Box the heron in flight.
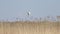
[26,8,31,17]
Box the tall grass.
[0,21,60,34]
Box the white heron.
[26,8,31,17]
[25,8,32,21]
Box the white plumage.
[27,11,31,16]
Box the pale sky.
[0,0,60,21]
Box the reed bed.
[0,21,60,34]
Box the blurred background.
[0,0,60,21]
